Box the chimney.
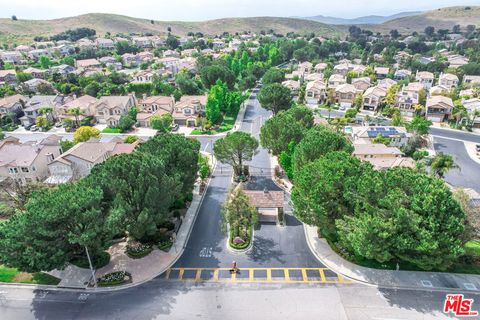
[46,152,54,163]
[72,93,77,100]
[142,93,147,101]
[263,187,268,194]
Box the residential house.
[229,39,242,50]
[94,95,137,127]
[99,56,117,64]
[23,78,53,93]
[173,95,207,126]
[0,136,62,185]
[463,98,480,128]
[419,56,435,65]
[158,57,181,74]
[212,40,226,49]
[15,45,33,54]
[23,67,48,79]
[305,80,327,105]
[138,51,154,62]
[351,77,371,91]
[374,67,389,79]
[57,94,98,122]
[335,84,357,109]
[95,38,115,50]
[429,85,450,96]
[45,138,138,184]
[395,82,424,116]
[378,78,397,89]
[448,55,469,68]
[353,143,415,170]
[333,63,349,76]
[362,86,387,112]
[415,71,434,89]
[304,73,323,82]
[425,95,453,122]
[0,70,17,85]
[394,69,412,81]
[27,49,49,60]
[53,44,75,56]
[132,37,152,48]
[75,58,101,69]
[314,63,327,73]
[50,64,76,76]
[281,80,300,95]
[0,94,26,118]
[297,62,313,74]
[133,70,156,83]
[19,95,65,127]
[351,126,412,148]
[77,38,96,50]
[136,95,175,127]
[0,51,23,64]
[438,73,459,89]
[122,53,141,66]
[328,74,346,89]
[464,75,480,88]
[163,50,180,58]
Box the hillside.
[370,6,480,34]
[0,13,341,45]
[302,11,421,25]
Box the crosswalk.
[163,268,352,284]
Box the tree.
[221,184,257,243]
[68,107,83,128]
[175,72,200,95]
[73,126,100,143]
[35,116,48,129]
[406,116,432,136]
[150,113,173,133]
[260,107,313,155]
[429,152,458,178]
[39,56,52,69]
[293,125,354,174]
[214,132,259,177]
[200,64,236,89]
[11,15,17,21]
[454,189,480,239]
[261,68,284,84]
[166,35,180,49]
[0,182,112,273]
[336,168,466,270]
[117,114,135,132]
[424,26,435,38]
[292,152,368,239]
[123,135,138,144]
[257,83,292,114]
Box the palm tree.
[429,152,459,178]
[68,107,82,128]
[39,106,54,122]
[470,109,480,128]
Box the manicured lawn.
[190,115,237,135]
[0,265,61,285]
[102,128,122,133]
[465,240,480,256]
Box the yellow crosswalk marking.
[165,267,352,284]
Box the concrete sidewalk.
[304,225,480,292]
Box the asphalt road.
[175,90,322,269]
[1,281,477,320]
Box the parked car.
[171,123,179,132]
[55,122,62,128]
[30,125,38,131]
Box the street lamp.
[84,245,97,287]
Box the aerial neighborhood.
[1,4,480,319]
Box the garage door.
[258,208,278,223]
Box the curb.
[225,226,254,254]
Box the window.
[21,167,29,173]
[8,167,18,174]
[32,166,36,172]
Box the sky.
[0,0,478,21]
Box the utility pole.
[85,245,97,287]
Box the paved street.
[175,90,322,269]
[0,281,476,320]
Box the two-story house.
[94,95,136,127]
[45,138,138,184]
[415,71,435,89]
[352,77,371,91]
[136,95,175,128]
[173,95,207,126]
[0,70,17,86]
[362,86,387,112]
[395,82,424,116]
[335,84,357,109]
[19,95,65,127]
[305,80,327,105]
[0,136,62,185]
[426,95,453,122]
[353,143,415,171]
[56,94,98,123]
[0,94,26,118]
[438,73,459,89]
[328,74,346,89]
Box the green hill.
[0,13,341,45]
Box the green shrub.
[126,242,153,259]
[158,240,173,252]
[229,225,252,250]
[97,271,132,286]
[102,128,122,133]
